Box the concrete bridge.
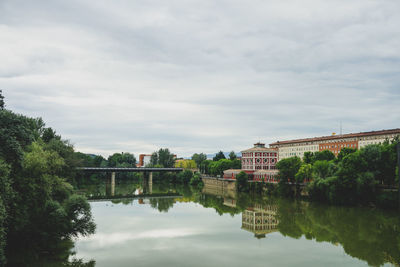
[77,167,183,196]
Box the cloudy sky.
[1,0,399,157]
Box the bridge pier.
[111,172,115,196]
[149,172,153,194]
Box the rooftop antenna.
[340,121,342,135]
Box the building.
[270,128,400,160]
[137,154,152,167]
[241,142,278,170]
[223,142,279,181]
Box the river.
[9,179,400,266]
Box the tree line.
[0,90,95,266]
[274,139,399,207]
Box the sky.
[1,0,399,158]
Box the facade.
[270,128,400,160]
[223,143,279,181]
[137,154,152,167]
[241,142,278,171]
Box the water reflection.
[6,239,95,267]
[75,180,400,267]
[241,203,279,239]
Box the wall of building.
[271,130,400,160]
[241,151,278,170]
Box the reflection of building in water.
[138,199,151,204]
[202,178,236,199]
[223,198,236,208]
[241,204,278,239]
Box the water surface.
[71,180,400,267]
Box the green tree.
[209,159,234,176]
[313,150,335,162]
[0,109,44,167]
[7,142,95,247]
[0,102,98,265]
[107,152,136,167]
[277,157,302,183]
[229,151,237,160]
[231,158,241,169]
[295,164,313,183]
[276,157,302,197]
[175,159,197,169]
[41,127,60,143]
[337,147,357,161]
[189,172,204,189]
[150,148,175,167]
[312,160,331,179]
[191,153,207,167]
[200,160,212,174]
[303,152,314,164]
[0,160,12,264]
[176,170,193,184]
[236,171,249,192]
[213,151,226,161]
[0,90,4,110]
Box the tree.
[313,160,331,179]
[313,150,335,162]
[213,151,226,161]
[209,159,234,176]
[150,148,175,167]
[276,156,302,183]
[7,141,95,248]
[276,157,302,197]
[337,147,357,161]
[0,90,4,110]
[107,152,136,167]
[0,109,45,167]
[295,164,313,183]
[0,160,12,264]
[229,151,237,160]
[200,160,213,174]
[93,155,105,167]
[236,171,249,192]
[176,170,193,183]
[231,158,241,169]
[175,159,197,169]
[192,153,207,167]
[0,101,99,265]
[303,152,314,164]
[41,127,60,143]
[189,172,203,189]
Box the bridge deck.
[77,167,183,172]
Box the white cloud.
[1,0,399,157]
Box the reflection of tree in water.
[277,199,400,267]
[197,188,400,267]
[149,198,176,213]
[6,239,95,266]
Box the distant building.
[137,154,152,167]
[270,128,400,160]
[241,142,278,171]
[223,143,279,181]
